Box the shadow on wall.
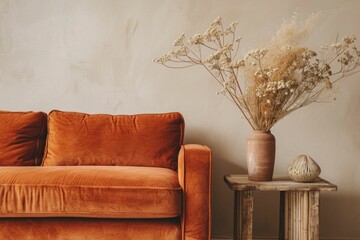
[186,126,281,238]
[212,157,248,237]
[181,125,360,239]
[185,127,248,237]
[320,191,360,239]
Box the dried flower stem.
[155,15,360,131]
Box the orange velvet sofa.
[0,110,212,240]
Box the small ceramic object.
[288,155,321,182]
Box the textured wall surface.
[0,0,359,239]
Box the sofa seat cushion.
[0,166,181,218]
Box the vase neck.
[253,130,271,134]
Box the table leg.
[234,190,253,240]
[279,191,286,240]
[284,191,320,240]
[309,191,320,239]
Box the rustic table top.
[224,175,337,192]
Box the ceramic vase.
[246,130,276,181]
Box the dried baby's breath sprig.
[173,33,185,46]
[154,15,360,131]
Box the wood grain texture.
[283,191,320,240]
[234,190,253,240]
[224,175,337,192]
[225,175,337,240]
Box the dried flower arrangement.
[154,14,360,131]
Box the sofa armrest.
[178,144,212,240]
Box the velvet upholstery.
[0,111,47,166]
[0,111,212,240]
[0,218,181,240]
[178,144,212,240]
[0,166,181,218]
[43,110,184,169]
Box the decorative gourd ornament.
[288,155,321,182]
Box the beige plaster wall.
[1,0,359,239]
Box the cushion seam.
[0,184,181,190]
[33,112,47,166]
[0,212,181,216]
[41,111,52,166]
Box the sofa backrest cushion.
[42,110,184,170]
[0,111,47,166]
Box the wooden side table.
[224,175,337,240]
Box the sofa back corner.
[0,110,47,166]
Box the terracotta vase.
[246,130,276,181]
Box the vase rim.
[253,130,271,133]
